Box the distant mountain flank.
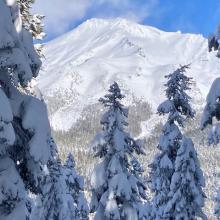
[37,18,220,131]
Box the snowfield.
[37,18,220,131]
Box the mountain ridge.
[37,18,220,131]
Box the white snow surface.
[0,88,13,122]
[22,97,51,163]
[37,18,220,131]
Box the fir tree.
[208,34,219,52]
[149,65,195,219]
[17,0,45,57]
[215,189,220,219]
[90,82,149,220]
[201,78,220,219]
[164,137,207,220]
[201,77,220,145]
[18,0,46,40]
[0,1,76,219]
[39,157,76,220]
[64,153,89,220]
[0,88,30,220]
[208,24,220,57]
[0,0,42,218]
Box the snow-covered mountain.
[37,19,220,218]
[37,18,220,131]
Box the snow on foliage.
[39,158,76,220]
[90,82,149,220]
[149,65,206,219]
[0,1,81,219]
[0,157,30,220]
[18,0,46,40]
[0,88,30,220]
[201,78,220,219]
[21,97,51,163]
[64,153,89,219]
[164,137,207,220]
[215,188,220,219]
[208,24,220,57]
[0,88,15,156]
[201,78,220,144]
[0,0,41,87]
[36,143,89,220]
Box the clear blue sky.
[33,0,220,42]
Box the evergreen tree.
[18,0,46,40]
[0,88,30,220]
[164,137,207,220]
[64,153,89,220]
[18,0,45,57]
[208,34,219,52]
[201,78,220,219]
[215,189,220,219]
[0,0,42,218]
[201,77,220,145]
[208,24,220,57]
[39,157,76,220]
[90,82,149,220]
[32,138,89,220]
[149,65,195,219]
[0,1,77,219]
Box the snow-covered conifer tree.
[18,0,45,40]
[0,88,31,220]
[0,0,43,218]
[150,65,195,219]
[18,0,46,57]
[201,78,220,219]
[208,33,219,52]
[39,156,77,220]
[215,189,220,219]
[201,78,220,145]
[64,153,89,220]
[208,24,220,57]
[90,82,149,220]
[0,1,77,219]
[164,137,207,219]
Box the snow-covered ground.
[37,18,220,131]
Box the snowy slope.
[37,18,220,131]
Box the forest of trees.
[2,0,220,220]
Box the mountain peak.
[38,18,219,131]
[78,17,163,37]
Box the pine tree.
[149,65,195,219]
[0,88,31,220]
[201,78,220,219]
[0,1,76,219]
[208,34,219,52]
[201,77,220,145]
[164,137,207,220]
[18,0,46,40]
[215,189,220,219]
[208,24,220,57]
[18,0,46,57]
[64,153,89,220]
[90,82,149,220]
[39,156,76,220]
[0,0,43,218]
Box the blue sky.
[33,0,220,42]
